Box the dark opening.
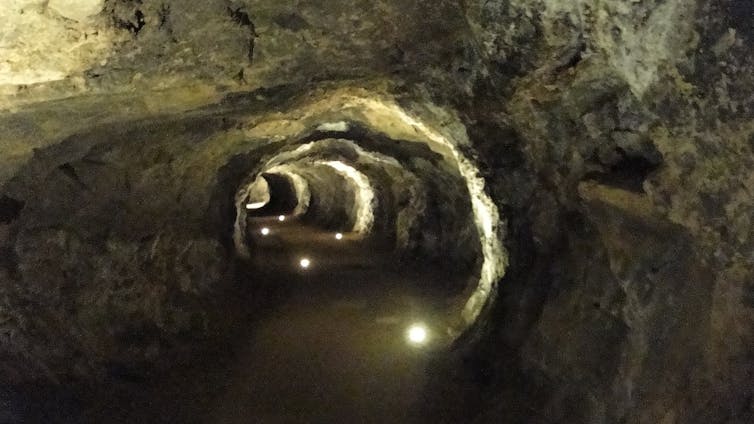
[0,195,24,224]
[246,174,298,217]
[585,147,663,193]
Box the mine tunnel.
[1,1,753,423]
[243,173,299,218]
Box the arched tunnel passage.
[0,0,751,422]
[243,173,299,218]
[211,123,489,421]
[0,86,507,423]
[233,131,486,281]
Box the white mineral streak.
[342,96,507,327]
[320,160,376,234]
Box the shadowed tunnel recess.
[207,102,498,421]
[0,85,507,423]
[1,1,752,422]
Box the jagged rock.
[0,0,751,422]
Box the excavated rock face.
[0,0,752,422]
[432,1,754,423]
[0,83,499,386]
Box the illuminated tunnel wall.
[232,88,507,334]
[0,84,507,382]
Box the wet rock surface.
[0,0,752,422]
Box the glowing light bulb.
[260,227,270,236]
[299,258,311,269]
[278,215,286,222]
[246,201,267,210]
[406,324,428,345]
[335,233,343,240]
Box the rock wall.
[0,0,751,422]
[430,0,753,422]
[0,83,492,384]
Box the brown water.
[11,216,470,423]
[206,216,464,423]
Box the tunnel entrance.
[244,174,299,217]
